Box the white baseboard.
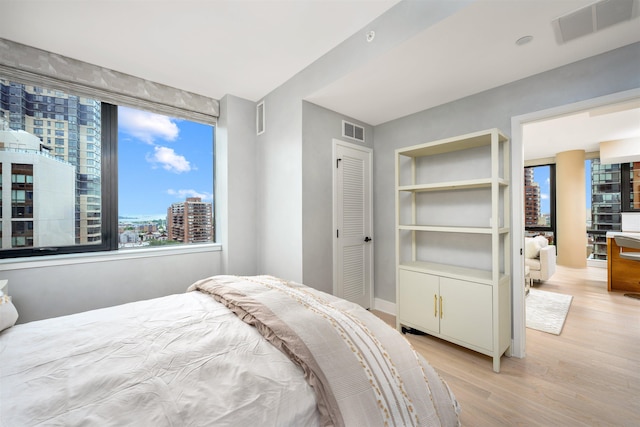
[374,298,396,315]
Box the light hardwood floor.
[374,266,640,426]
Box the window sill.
[0,243,222,271]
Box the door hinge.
[337,229,339,238]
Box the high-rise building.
[0,79,102,245]
[590,159,622,260]
[0,124,75,249]
[167,197,213,243]
[524,167,541,227]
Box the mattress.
[0,275,460,426]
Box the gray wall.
[373,42,640,303]
[217,95,258,275]
[255,82,305,281]
[301,101,373,293]
[3,249,221,323]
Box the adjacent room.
[1,0,639,425]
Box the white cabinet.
[398,268,496,355]
[395,128,511,372]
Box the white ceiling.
[1,0,400,102]
[2,0,640,160]
[523,100,640,160]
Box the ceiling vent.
[342,120,365,142]
[552,0,639,44]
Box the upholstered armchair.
[525,236,556,282]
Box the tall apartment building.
[0,79,102,245]
[590,159,622,260]
[167,197,213,243]
[524,167,541,227]
[0,125,75,249]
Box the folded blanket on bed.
[189,275,460,427]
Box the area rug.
[526,289,573,335]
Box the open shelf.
[395,128,511,373]
[398,178,508,192]
[397,128,509,158]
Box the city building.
[0,80,102,245]
[524,167,541,227]
[0,123,75,249]
[167,197,213,244]
[589,159,622,260]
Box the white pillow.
[534,235,549,248]
[524,237,541,259]
[0,297,19,332]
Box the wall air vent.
[552,0,639,44]
[342,120,365,142]
[256,100,265,135]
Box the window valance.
[0,38,218,124]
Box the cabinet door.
[398,269,439,334]
[439,277,492,351]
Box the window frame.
[0,60,218,259]
[524,163,557,244]
[0,103,117,258]
[1,98,216,259]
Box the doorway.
[511,87,640,358]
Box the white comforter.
[0,292,320,426]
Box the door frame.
[332,138,374,308]
[510,87,640,358]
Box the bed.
[0,275,460,426]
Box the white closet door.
[335,141,372,309]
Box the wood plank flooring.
[374,266,640,426]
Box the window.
[118,106,214,248]
[0,77,215,257]
[586,159,624,260]
[524,164,556,244]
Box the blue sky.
[532,166,551,215]
[531,162,592,216]
[118,106,214,220]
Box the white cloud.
[119,106,179,144]
[540,194,549,200]
[167,189,213,201]
[147,146,191,173]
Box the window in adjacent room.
[524,164,555,244]
[587,158,623,261]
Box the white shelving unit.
[395,128,511,372]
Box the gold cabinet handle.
[434,294,438,317]
[440,296,443,319]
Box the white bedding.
[0,291,320,426]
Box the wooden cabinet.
[395,129,511,372]
[607,236,640,292]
